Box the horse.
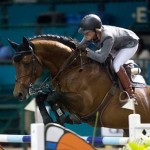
[8,35,150,134]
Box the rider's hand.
[76,44,87,52]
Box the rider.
[77,14,139,100]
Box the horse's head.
[8,37,43,100]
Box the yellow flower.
[146,146,150,150]
[145,140,150,147]
[128,141,145,150]
[123,136,150,150]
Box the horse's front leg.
[46,92,66,126]
[46,92,81,125]
[36,93,53,125]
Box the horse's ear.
[22,37,30,49]
[8,39,19,50]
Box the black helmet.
[78,14,102,34]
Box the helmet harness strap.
[92,29,99,43]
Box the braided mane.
[29,34,77,49]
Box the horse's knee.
[47,92,60,104]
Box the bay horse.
[8,35,150,133]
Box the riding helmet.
[78,14,102,34]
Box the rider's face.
[84,31,95,41]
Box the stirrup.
[119,91,137,105]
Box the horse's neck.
[34,41,72,77]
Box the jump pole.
[0,114,148,149]
[0,123,45,150]
[0,134,129,145]
[0,135,30,143]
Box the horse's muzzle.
[13,87,28,100]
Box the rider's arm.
[87,37,114,63]
[79,36,87,45]
[76,36,87,51]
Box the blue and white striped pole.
[0,135,30,143]
[83,136,129,145]
[0,134,129,146]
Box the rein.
[51,50,75,83]
[51,49,83,89]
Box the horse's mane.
[29,34,77,50]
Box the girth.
[80,83,117,127]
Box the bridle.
[14,46,47,95]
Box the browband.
[13,51,32,62]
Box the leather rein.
[14,46,116,126]
[50,49,117,125]
[51,49,84,90]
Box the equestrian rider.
[77,14,139,99]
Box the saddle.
[105,56,146,88]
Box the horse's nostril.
[18,92,23,99]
